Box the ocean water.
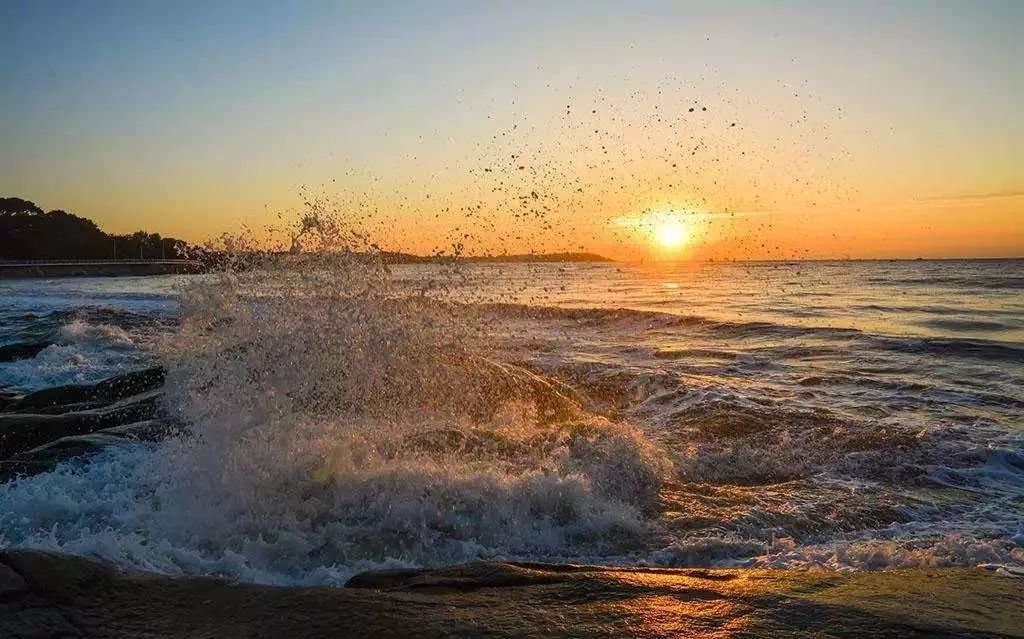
[1,259,1022,585]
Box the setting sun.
[654,221,689,249]
[0,2,1021,635]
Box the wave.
[868,275,1024,290]
[0,316,156,393]
[481,302,863,340]
[486,302,1024,367]
[0,307,173,346]
[913,317,1019,332]
[2,236,1022,582]
[870,334,1024,363]
[0,415,669,585]
[0,238,673,585]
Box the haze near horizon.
[1,0,1021,260]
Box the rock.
[344,561,574,592]
[343,567,431,590]
[7,366,165,414]
[0,420,168,481]
[0,389,21,411]
[0,562,28,597]
[0,391,161,458]
[0,367,170,479]
[0,551,1021,638]
[0,341,52,363]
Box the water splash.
[0,211,670,584]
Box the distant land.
[0,197,611,274]
[377,251,612,264]
[0,197,188,261]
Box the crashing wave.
[0,217,671,584]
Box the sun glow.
[654,221,689,249]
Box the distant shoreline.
[0,260,203,279]
[378,251,614,264]
[3,254,1021,279]
[0,253,614,279]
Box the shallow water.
[1,260,1022,584]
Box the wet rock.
[0,341,52,363]
[345,561,573,592]
[0,391,161,458]
[0,562,28,597]
[0,550,1021,638]
[7,366,165,414]
[0,420,168,481]
[0,389,21,411]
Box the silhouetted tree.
[114,232,163,259]
[0,197,44,216]
[1,196,191,260]
[0,199,109,259]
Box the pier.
[0,260,202,279]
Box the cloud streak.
[607,210,766,229]
[918,190,1024,203]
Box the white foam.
[2,220,1022,583]
[0,319,152,392]
[1,230,671,585]
[0,414,669,585]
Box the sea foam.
[0,218,670,584]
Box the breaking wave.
[1,225,1022,583]
[0,315,156,392]
[0,228,671,585]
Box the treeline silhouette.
[2,196,611,265]
[0,197,189,260]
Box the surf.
[0,215,672,585]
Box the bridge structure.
[0,259,203,279]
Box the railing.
[0,259,197,266]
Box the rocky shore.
[2,361,1022,638]
[1,550,1021,638]
[0,365,169,480]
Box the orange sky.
[2,2,1020,259]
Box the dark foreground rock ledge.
[1,550,1021,638]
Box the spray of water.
[1,82,907,582]
[0,207,670,585]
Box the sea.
[1,258,1022,585]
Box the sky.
[1,0,1021,259]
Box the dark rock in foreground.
[0,550,1021,638]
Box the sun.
[654,221,689,249]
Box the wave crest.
[1,221,671,584]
